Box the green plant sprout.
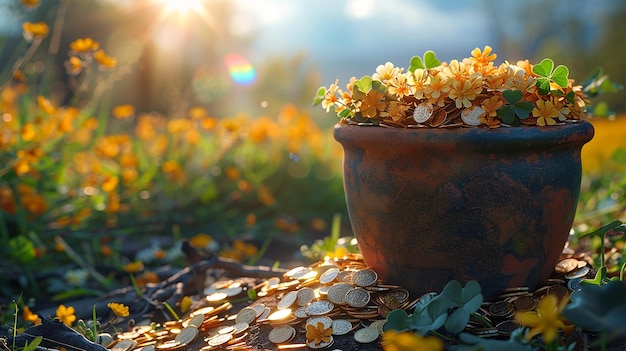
[532,58,570,96]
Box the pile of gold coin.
[107,246,594,350]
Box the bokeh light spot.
[225,53,256,86]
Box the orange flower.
[70,37,99,53]
[93,49,117,69]
[100,245,113,257]
[358,89,385,118]
[107,302,130,317]
[37,95,56,114]
[306,322,332,345]
[123,261,144,273]
[113,104,135,119]
[20,0,40,9]
[470,45,497,65]
[381,330,443,351]
[22,21,49,41]
[55,305,76,326]
[22,306,41,325]
[532,99,559,126]
[188,106,208,119]
[65,56,83,75]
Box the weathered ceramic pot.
[334,121,594,300]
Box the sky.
[230,0,493,83]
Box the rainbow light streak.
[224,53,256,86]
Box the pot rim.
[333,120,594,150]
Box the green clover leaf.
[409,50,441,72]
[497,90,534,124]
[312,86,326,106]
[532,58,570,95]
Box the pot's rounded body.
[334,121,594,300]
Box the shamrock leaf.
[383,309,410,332]
[409,50,441,72]
[404,292,448,335]
[562,281,626,341]
[532,58,570,95]
[451,332,535,351]
[497,90,534,124]
[312,86,326,106]
[438,280,483,334]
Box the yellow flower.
[424,72,451,107]
[70,37,99,53]
[123,261,144,273]
[180,296,192,313]
[470,45,497,65]
[381,330,443,351]
[22,306,41,325]
[65,56,83,75]
[93,49,117,69]
[514,294,570,343]
[306,321,333,345]
[388,74,411,99]
[481,95,504,118]
[189,233,214,250]
[20,0,40,9]
[372,62,400,82]
[113,104,135,119]
[188,106,208,119]
[55,305,76,326]
[22,22,49,42]
[108,302,130,317]
[532,99,559,126]
[358,89,386,118]
[380,101,410,122]
[37,95,56,114]
[449,78,482,109]
[322,80,341,113]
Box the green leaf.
[532,58,554,77]
[247,288,257,301]
[497,107,516,124]
[353,76,373,93]
[312,95,325,107]
[565,90,576,105]
[9,235,36,265]
[535,78,551,95]
[582,266,607,286]
[338,109,352,118]
[552,65,569,87]
[423,50,441,68]
[446,307,470,335]
[23,336,42,351]
[593,101,610,117]
[502,90,523,105]
[611,147,626,164]
[383,309,409,332]
[371,80,387,94]
[409,56,425,72]
[316,86,326,97]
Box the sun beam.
[160,0,204,15]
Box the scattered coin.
[488,301,514,318]
[235,307,257,324]
[346,287,371,308]
[184,313,205,328]
[304,300,335,316]
[496,320,522,336]
[512,295,536,311]
[268,325,296,344]
[413,102,434,123]
[305,316,333,330]
[331,319,353,336]
[327,283,353,305]
[319,267,340,284]
[565,265,589,280]
[207,333,232,347]
[555,258,579,274]
[277,291,298,310]
[353,327,379,343]
[111,339,137,351]
[461,106,484,126]
[174,326,198,345]
[296,287,315,306]
[351,269,378,287]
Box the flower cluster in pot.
[314,46,589,128]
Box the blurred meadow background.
[0,0,625,309]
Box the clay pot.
[334,121,594,299]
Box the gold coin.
[296,287,316,306]
[319,267,339,284]
[368,320,386,336]
[547,284,570,302]
[114,339,137,351]
[512,295,536,311]
[184,313,204,328]
[555,258,579,274]
[304,300,335,316]
[351,269,378,287]
[231,322,249,335]
[306,336,333,349]
[496,320,522,336]
[331,319,353,336]
[488,301,514,318]
[218,286,243,297]
[565,265,589,280]
[207,333,232,347]
[277,291,298,310]
[268,325,296,344]
[294,306,308,319]
[413,102,434,123]
[336,270,354,283]
[354,327,379,343]
[327,283,352,305]
[174,326,198,345]
[155,341,182,351]
[346,288,371,308]
[235,307,257,324]
[190,306,214,317]
[250,303,265,318]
